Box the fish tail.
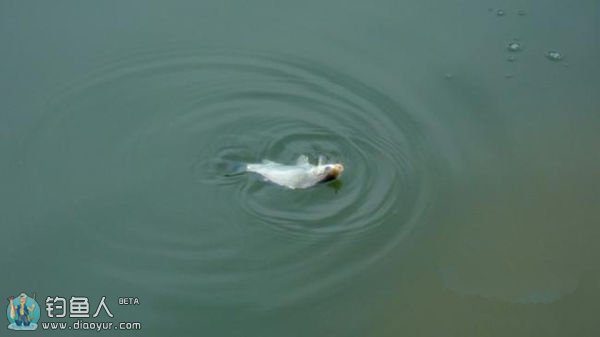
[224,161,247,177]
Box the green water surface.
[1,1,599,336]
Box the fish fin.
[223,162,247,176]
[296,155,310,166]
[318,155,327,166]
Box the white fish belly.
[246,164,319,189]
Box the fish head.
[317,163,344,183]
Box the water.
[2,1,599,336]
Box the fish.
[236,155,344,189]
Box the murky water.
[2,1,599,336]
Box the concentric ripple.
[23,46,435,307]
[187,54,429,238]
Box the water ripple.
[24,46,435,307]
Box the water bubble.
[507,42,522,52]
[496,9,505,16]
[507,55,517,62]
[444,73,454,80]
[545,50,563,61]
[517,9,527,16]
